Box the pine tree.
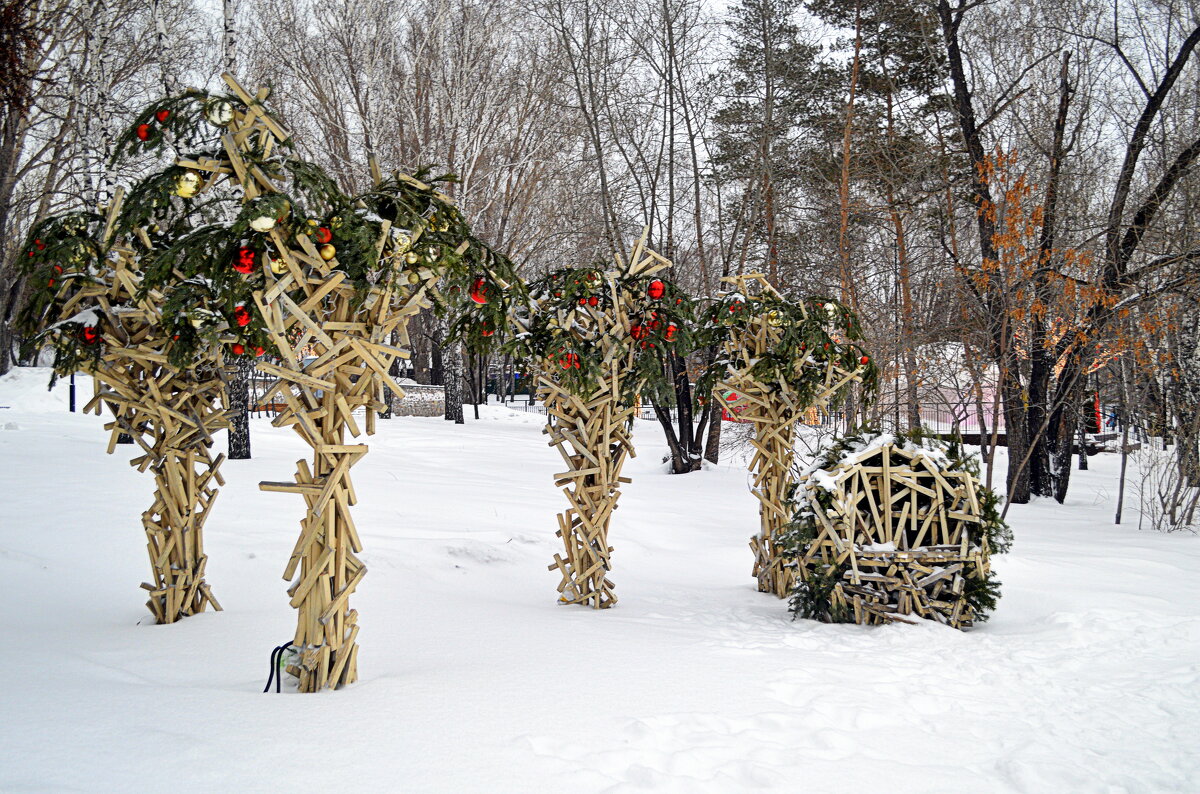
[711,0,831,283]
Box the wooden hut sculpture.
[704,274,870,598]
[784,434,1009,628]
[19,200,229,624]
[151,74,517,690]
[509,233,681,608]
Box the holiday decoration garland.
[781,430,1010,628]
[697,274,876,598]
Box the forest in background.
[1,0,1197,521]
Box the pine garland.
[20,87,524,372]
[493,266,693,403]
[696,291,878,409]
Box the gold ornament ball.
[318,243,337,261]
[249,215,276,233]
[203,99,235,126]
[405,251,420,265]
[269,256,288,275]
[393,230,412,253]
[766,310,783,327]
[330,215,343,229]
[174,170,202,198]
[407,271,422,285]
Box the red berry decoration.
[155,109,170,123]
[315,226,332,244]
[646,279,665,300]
[34,239,44,250]
[578,298,586,306]
[588,295,598,307]
[231,343,245,355]
[481,326,494,337]
[233,247,256,274]
[234,304,251,327]
[859,355,870,365]
[630,323,645,340]
[665,323,677,341]
[81,326,100,345]
[136,123,152,141]
[469,277,489,304]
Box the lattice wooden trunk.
[792,442,992,629]
[540,361,636,609]
[73,251,228,624]
[531,236,669,609]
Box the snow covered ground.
[1,367,1198,792]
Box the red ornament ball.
[233,305,251,327]
[136,123,152,141]
[588,295,598,307]
[155,109,170,123]
[859,355,870,365]
[81,326,100,345]
[233,247,256,274]
[315,226,332,244]
[469,277,488,305]
[231,343,245,355]
[255,346,265,357]
[647,279,665,300]
[34,239,45,250]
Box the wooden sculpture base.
[258,278,417,691]
[540,362,636,609]
[77,254,228,624]
[746,408,802,598]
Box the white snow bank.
[0,366,1197,791]
[0,365,84,413]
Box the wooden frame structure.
[792,441,992,628]
[535,237,670,609]
[185,75,453,690]
[64,194,227,623]
[713,274,862,598]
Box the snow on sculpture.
[783,432,1010,628]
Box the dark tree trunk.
[703,398,722,465]
[226,353,252,459]
[442,333,464,424]
[1001,372,1030,504]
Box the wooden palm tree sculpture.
[160,74,517,690]
[510,233,683,608]
[19,202,230,625]
[706,274,871,598]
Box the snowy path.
[1,368,1197,792]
